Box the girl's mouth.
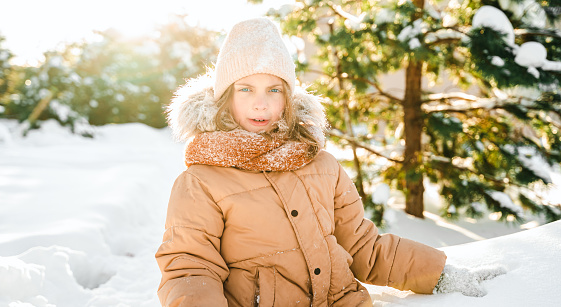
[250,118,269,126]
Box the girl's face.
[231,73,286,133]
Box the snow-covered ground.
[1,119,560,306]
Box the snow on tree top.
[498,0,547,28]
[472,6,515,46]
[473,5,561,74]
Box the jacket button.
[314,268,321,275]
[291,210,298,217]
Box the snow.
[515,42,547,68]
[408,38,421,49]
[49,100,72,122]
[527,66,540,79]
[486,190,525,216]
[498,0,547,28]
[0,119,183,307]
[397,19,429,49]
[365,219,561,306]
[331,5,366,31]
[472,6,515,46]
[1,119,561,306]
[472,5,561,80]
[424,29,464,45]
[374,8,395,25]
[373,183,390,205]
[517,146,552,184]
[491,56,505,67]
[543,60,561,71]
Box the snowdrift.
[365,219,561,306]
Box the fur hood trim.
[166,73,327,146]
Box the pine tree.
[0,35,14,110]
[2,15,219,134]
[60,16,219,128]
[264,0,561,224]
[3,51,93,136]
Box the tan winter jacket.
[156,76,446,306]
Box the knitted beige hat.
[213,18,296,100]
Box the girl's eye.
[240,88,250,92]
[270,88,281,93]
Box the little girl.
[156,18,504,306]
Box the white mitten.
[433,264,507,297]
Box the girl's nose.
[252,94,268,110]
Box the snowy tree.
[264,0,561,224]
[3,51,93,136]
[0,35,14,111]
[68,29,173,128]
[2,15,219,133]
[66,16,219,128]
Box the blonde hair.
[214,81,320,155]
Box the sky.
[0,0,292,66]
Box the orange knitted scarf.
[185,130,317,171]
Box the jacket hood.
[166,73,327,147]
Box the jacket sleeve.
[155,171,229,306]
[332,164,446,294]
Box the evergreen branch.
[428,155,528,189]
[423,99,497,114]
[422,92,480,103]
[514,28,561,39]
[423,95,558,114]
[425,37,461,47]
[425,26,470,47]
[521,188,561,210]
[306,3,403,105]
[327,129,404,163]
[425,100,561,116]
[441,26,470,35]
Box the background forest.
[2,0,561,226]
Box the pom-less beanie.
[213,18,296,100]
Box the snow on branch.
[330,4,366,31]
[472,6,515,46]
[423,95,561,115]
[425,28,467,46]
[427,154,503,183]
[514,28,561,39]
[423,92,479,103]
[486,190,525,217]
[422,97,498,114]
[517,147,553,184]
[515,42,561,73]
[472,6,561,75]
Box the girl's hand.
[433,264,507,297]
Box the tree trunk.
[343,102,366,199]
[27,90,53,125]
[400,0,426,218]
[330,15,367,202]
[403,59,425,218]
